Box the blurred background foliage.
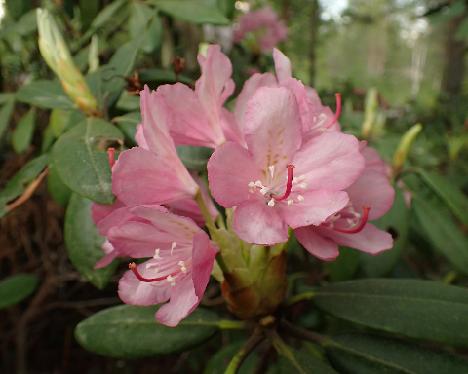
[0,0,467,373]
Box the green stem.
[194,189,216,232]
[217,319,248,330]
[266,330,306,374]
[280,319,325,344]
[285,291,316,306]
[225,330,264,374]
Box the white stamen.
[268,198,276,207]
[297,182,307,189]
[268,165,275,178]
[178,260,187,273]
[153,248,161,259]
[259,186,270,195]
[297,195,304,202]
[171,242,177,255]
[254,180,263,187]
[287,199,294,206]
[248,181,256,188]
[166,275,176,286]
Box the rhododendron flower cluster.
[234,6,288,53]
[93,45,394,326]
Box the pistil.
[334,206,370,234]
[129,262,177,283]
[324,93,342,129]
[273,165,295,201]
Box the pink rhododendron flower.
[97,204,217,326]
[295,145,395,260]
[112,86,199,206]
[155,45,242,148]
[208,86,365,245]
[235,49,340,141]
[234,6,288,53]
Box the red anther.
[107,147,116,168]
[324,93,342,129]
[274,165,295,201]
[334,206,370,234]
[129,262,175,283]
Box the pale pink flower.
[295,145,395,260]
[235,49,340,141]
[155,45,242,148]
[234,6,288,53]
[98,205,217,326]
[208,86,365,245]
[111,86,199,206]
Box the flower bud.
[392,123,422,177]
[36,9,99,116]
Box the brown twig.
[6,168,49,213]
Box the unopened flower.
[295,145,395,260]
[234,6,288,53]
[208,87,364,245]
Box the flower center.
[248,164,307,207]
[326,205,370,234]
[128,242,189,286]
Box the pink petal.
[361,145,388,174]
[244,87,302,172]
[207,141,262,207]
[135,124,148,149]
[191,231,217,298]
[118,266,171,306]
[107,221,174,258]
[319,223,393,255]
[129,206,200,242]
[273,48,291,83]
[112,147,198,206]
[91,200,125,235]
[196,44,234,107]
[92,204,134,236]
[293,131,365,190]
[295,226,339,261]
[280,190,349,228]
[233,200,289,244]
[157,83,224,148]
[95,240,118,269]
[156,279,199,327]
[347,169,395,220]
[234,72,277,129]
[139,86,179,160]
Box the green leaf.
[361,187,410,277]
[204,341,258,374]
[16,80,74,109]
[0,95,15,141]
[101,42,139,106]
[47,162,71,206]
[12,108,36,153]
[326,334,468,374]
[64,193,117,288]
[417,170,468,226]
[113,111,140,143]
[0,155,49,217]
[0,274,38,309]
[75,305,218,358]
[151,0,229,25]
[81,0,127,41]
[325,248,360,282]
[314,279,468,346]
[275,344,337,374]
[413,197,468,274]
[52,117,123,204]
[176,146,213,171]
